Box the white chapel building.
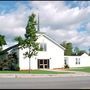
[3,32,90,70]
[18,32,65,70]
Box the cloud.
[0,3,31,47]
[31,1,90,30]
[30,1,90,51]
[0,1,90,51]
[86,23,90,31]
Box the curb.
[0,74,90,78]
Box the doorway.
[38,59,49,69]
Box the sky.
[0,1,90,52]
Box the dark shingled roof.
[0,44,19,55]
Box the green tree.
[0,35,7,51]
[73,47,87,56]
[73,47,80,56]
[15,13,40,72]
[78,50,86,55]
[65,42,73,56]
[88,48,90,56]
[61,41,73,56]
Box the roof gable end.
[37,33,65,50]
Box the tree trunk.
[29,46,30,73]
[29,57,30,73]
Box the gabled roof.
[0,44,19,55]
[37,32,65,50]
[81,52,89,56]
[0,32,65,54]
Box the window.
[40,43,47,51]
[76,58,80,64]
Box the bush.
[15,65,20,71]
[2,66,10,71]
[64,64,69,69]
[0,66,2,70]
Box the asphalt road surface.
[0,76,90,89]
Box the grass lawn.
[0,70,71,74]
[69,67,90,73]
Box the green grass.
[69,67,90,73]
[0,70,71,74]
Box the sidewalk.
[44,68,90,74]
[0,69,90,78]
[0,72,90,78]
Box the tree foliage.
[88,48,90,56]
[61,41,88,56]
[24,13,39,58]
[73,47,80,55]
[78,50,86,55]
[15,13,40,71]
[61,41,73,56]
[65,43,72,56]
[0,35,7,51]
[15,13,39,58]
[0,52,19,71]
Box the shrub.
[15,65,20,71]
[64,64,69,69]
[0,66,2,70]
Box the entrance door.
[38,59,49,69]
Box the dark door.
[38,59,49,69]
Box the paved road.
[0,76,90,89]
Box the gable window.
[40,43,47,51]
[76,58,80,64]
